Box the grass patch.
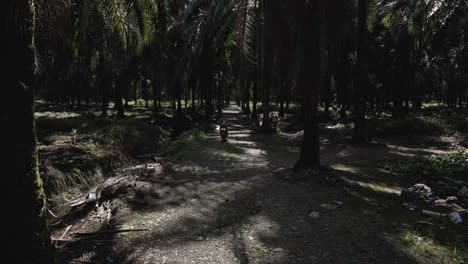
[383,152,468,179]
[79,118,167,155]
[35,102,172,205]
[163,130,206,161]
[219,141,245,159]
[369,117,445,137]
[369,110,468,138]
[402,226,468,263]
[223,142,244,154]
[36,111,168,156]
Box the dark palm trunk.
[132,80,136,105]
[143,77,149,108]
[99,53,109,117]
[244,79,251,114]
[152,77,159,117]
[2,1,56,262]
[251,77,258,119]
[191,78,196,111]
[115,73,125,119]
[279,81,285,118]
[158,81,163,109]
[75,72,83,110]
[184,78,188,109]
[177,82,182,114]
[201,48,214,118]
[254,0,262,122]
[217,72,223,113]
[260,0,272,131]
[323,70,332,121]
[352,0,369,143]
[124,77,130,108]
[295,1,323,170]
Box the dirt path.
[78,105,454,264]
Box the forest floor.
[53,104,468,264]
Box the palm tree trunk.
[152,76,159,117]
[143,77,149,108]
[251,77,258,119]
[352,0,369,143]
[115,73,125,118]
[191,76,196,111]
[2,0,56,262]
[217,71,223,113]
[260,0,271,131]
[202,47,214,118]
[295,1,323,170]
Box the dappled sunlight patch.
[321,122,354,138]
[343,178,401,195]
[172,164,217,174]
[346,189,380,205]
[332,163,361,174]
[35,111,81,119]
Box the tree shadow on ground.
[60,105,463,263]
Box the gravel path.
[89,105,439,264]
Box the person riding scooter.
[220,120,229,142]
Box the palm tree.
[2,0,56,262]
[185,0,237,118]
[294,0,326,169]
[352,0,370,143]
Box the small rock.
[273,248,285,253]
[309,211,320,218]
[291,226,298,231]
[323,252,330,258]
[448,212,463,224]
[196,236,204,241]
[458,186,468,197]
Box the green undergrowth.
[383,152,468,179]
[402,223,468,263]
[36,112,168,156]
[369,113,468,138]
[341,173,468,263]
[78,118,168,155]
[162,130,206,161]
[369,117,445,137]
[223,141,244,154]
[219,141,245,159]
[35,103,171,205]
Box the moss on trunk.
[2,0,56,262]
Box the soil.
[57,104,466,264]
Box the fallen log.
[49,174,136,221]
[74,228,149,237]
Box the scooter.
[220,124,228,142]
